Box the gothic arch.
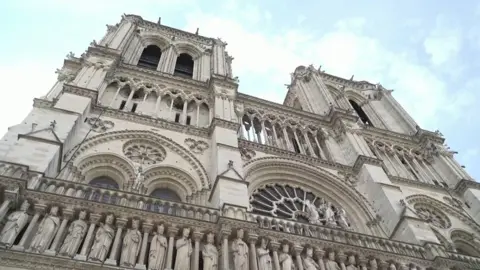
[450,229,480,257]
[66,130,209,189]
[405,194,480,234]
[173,41,203,58]
[138,33,170,51]
[345,90,368,104]
[244,157,382,235]
[143,165,200,200]
[74,153,136,189]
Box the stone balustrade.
[248,213,426,259]
[35,177,219,223]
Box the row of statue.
[304,200,350,229]
[0,201,405,270]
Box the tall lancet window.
[349,100,373,127]
[138,45,162,70]
[174,53,194,78]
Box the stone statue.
[88,214,115,262]
[257,238,272,270]
[278,244,294,270]
[322,202,337,227]
[120,219,142,267]
[337,209,349,229]
[174,227,192,270]
[202,232,218,270]
[0,200,30,247]
[30,206,60,253]
[346,255,357,270]
[302,247,319,270]
[133,166,145,191]
[59,210,88,257]
[231,228,249,270]
[388,263,397,270]
[149,224,168,270]
[304,200,320,225]
[324,251,340,270]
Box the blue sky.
[0,0,479,180]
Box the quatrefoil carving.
[184,138,209,154]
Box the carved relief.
[123,139,167,165]
[239,147,256,161]
[249,184,352,230]
[86,117,114,133]
[184,138,209,154]
[414,204,451,229]
[443,196,463,209]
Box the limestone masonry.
[0,14,478,270]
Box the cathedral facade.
[0,14,479,270]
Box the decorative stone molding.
[62,83,99,105]
[184,138,209,154]
[239,146,255,161]
[123,139,167,165]
[443,196,463,209]
[413,203,451,229]
[86,117,114,133]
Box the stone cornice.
[33,98,54,109]
[319,72,377,91]
[92,106,210,138]
[209,74,239,90]
[454,179,480,195]
[63,83,99,104]
[117,63,209,91]
[352,155,384,174]
[86,45,122,60]
[209,118,240,133]
[238,139,351,172]
[389,175,451,193]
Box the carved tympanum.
[123,140,167,165]
[250,184,352,229]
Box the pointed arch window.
[89,176,119,190]
[349,100,373,127]
[138,45,162,70]
[174,53,194,78]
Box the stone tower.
[0,14,479,270]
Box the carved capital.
[193,231,204,241]
[62,208,74,220]
[293,244,304,255]
[248,234,259,244]
[116,217,128,228]
[314,247,325,258]
[168,226,179,237]
[270,241,280,251]
[89,213,102,224]
[142,223,154,233]
[33,204,47,215]
[336,251,346,263]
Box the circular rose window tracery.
[249,184,351,229]
[123,139,167,165]
[414,204,451,229]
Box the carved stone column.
[166,226,179,270]
[337,251,346,270]
[12,204,46,251]
[248,235,259,270]
[75,213,101,261]
[358,255,368,270]
[270,241,281,270]
[293,245,304,270]
[0,199,12,222]
[314,247,326,270]
[193,231,203,270]
[45,208,73,255]
[105,217,127,265]
[221,229,230,270]
[135,223,153,270]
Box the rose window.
[123,140,167,165]
[414,204,451,229]
[249,184,351,229]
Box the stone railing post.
[192,230,203,270]
[135,222,153,269]
[270,241,281,270]
[293,245,304,270]
[105,217,127,265]
[75,213,100,260]
[12,203,46,251]
[221,229,231,270]
[45,208,73,255]
[337,251,346,270]
[166,226,179,270]
[248,234,259,270]
[314,247,326,270]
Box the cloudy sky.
[0,0,479,180]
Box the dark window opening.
[291,138,301,154]
[175,113,180,123]
[349,100,373,127]
[138,45,162,70]
[174,53,194,78]
[186,116,191,125]
[150,188,181,202]
[89,176,119,190]
[119,100,126,110]
[131,103,138,113]
[132,92,141,99]
[173,99,184,110]
[465,202,471,209]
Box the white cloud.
[423,14,462,66]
